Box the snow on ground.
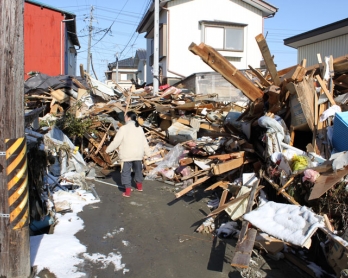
[30,189,128,277]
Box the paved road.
[72,170,309,278]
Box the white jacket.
[106,121,150,162]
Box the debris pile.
[24,34,348,277]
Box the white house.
[105,49,147,89]
[284,17,348,67]
[136,0,278,85]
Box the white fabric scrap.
[330,151,348,171]
[243,201,324,247]
[320,105,341,122]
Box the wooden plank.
[218,189,229,207]
[231,228,257,268]
[159,113,222,132]
[316,75,336,106]
[50,89,70,103]
[263,175,300,205]
[204,181,230,191]
[231,176,260,269]
[255,33,280,86]
[175,175,212,198]
[277,176,295,195]
[254,234,284,254]
[189,42,263,101]
[95,125,111,155]
[306,54,348,74]
[248,65,271,87]
[308,167,348,200]
[212,157,244,175]
[208,186,263,217]
[290,76,316,131]
[180,169,210,181]
[72,77,88,89]
[208,151,245,161]
[76,89,87,118]
[280,64,302,83]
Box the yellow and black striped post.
[5,137,29,230]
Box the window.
[201,21,246,52]
[120,73,135,81]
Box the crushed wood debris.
[24,35,348,277]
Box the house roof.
[136,49,147,60]
[136,0,278,34]
[284,17,348,49]
[108,49,147,70]
[108,57,135,70]
[25,0,80,48]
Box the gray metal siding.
[297,34,348,66]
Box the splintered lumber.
[175,175,212,198]
[248,65,271,87]
[95,125,111,155]
[231,177,260,268]
[277,176,295,195]
[208,186,263,217]
[287,76,316,131]
[316,75,336,106]
[255,34,280,86]
[208,151,244,161]
[212,156,244,175]
[263,175,300,205]
[254,234,284,254]
[189,42,263,101]
[308,167,348,200]
[231,228,257,268]
[204,180,230,191]
[219,189,229,207]
[159,113,222,132]
[181,169,211,181]
[50,89,70,103]
[306,54,348,74]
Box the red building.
[24,0,80,80]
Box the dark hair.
[126,111,139,127]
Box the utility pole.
[86,5,94,74]
[116,52,119,84]
[153,0,159,94]
[0,1,31,277]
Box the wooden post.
[0,1,31,277]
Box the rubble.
[24,34,348,277]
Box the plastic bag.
[291,155,310,172]
[145,144,185,180]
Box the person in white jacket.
[106,111,151,197]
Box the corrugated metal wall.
[298,34,348,66]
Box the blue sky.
[37,0,348,81]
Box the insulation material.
[243,201,325,247]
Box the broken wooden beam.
[255,33,280,86]
[189,42,263,101]
[263,175,300,205]
[231,176,260,268]
[212,156,244,175]
[175,175,212,198]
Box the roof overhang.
[284,17,348,49]
[137,0,277,35]
[240,0,278,17]
[136,0,172,34]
